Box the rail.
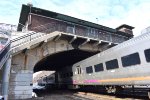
[1,31,45,68]
[11,31,46,48]
[0,40,10,69]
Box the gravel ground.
[24,89,146,100]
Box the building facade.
[18,4,134,44]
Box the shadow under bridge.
[34,49,98,72]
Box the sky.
[0,0,150,36]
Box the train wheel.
[116,86,123,93]
[106,86,116,93]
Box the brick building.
[17,4,134,44]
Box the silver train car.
[37,73,55,89]
[58,31,150,97]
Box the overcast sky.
[0,0,150,36]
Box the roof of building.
[116,24,134,30]
[18,4,133,37]
[18,5,115,32]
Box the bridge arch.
[33,49,97,72]
[10,37,99,99]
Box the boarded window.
[86,66,93,74]
[94,63,104,72]
[144,48,150,62]
[121,52,141,67]
[106,59,119,70]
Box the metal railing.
[11,32,46,48]
[0,40,10,69]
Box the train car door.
[76,66,83,84]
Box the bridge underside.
[34,49,98,72]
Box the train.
[37,73,55,86]
[57,31,150,98]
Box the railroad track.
[74,92,144,100]
[28,89,146,100]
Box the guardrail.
[11,32,46,48]
[0,40,10,69]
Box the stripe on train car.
[82,76,150,83]
[84,80,99,83]
[99,76,150,82]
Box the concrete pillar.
[8,70,33,99]
[2,56,11,100]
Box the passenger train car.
[58,31,150,97]
[37,73,55,86]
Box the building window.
[67,24,75,34]
[106,59,119,70]
[121,52,141,67]
[94,63,104,72]
[87,28,97,37]
[86,66,93,74]
[144,48,150,62]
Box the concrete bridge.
[10,30,118,99]
[0,4,134,100]
[9,29,133,99]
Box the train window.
[144,49,150,62]
[94,63,104,72]
[106,59,119,70]
[86,66,93,74]
[121,52,141,67]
